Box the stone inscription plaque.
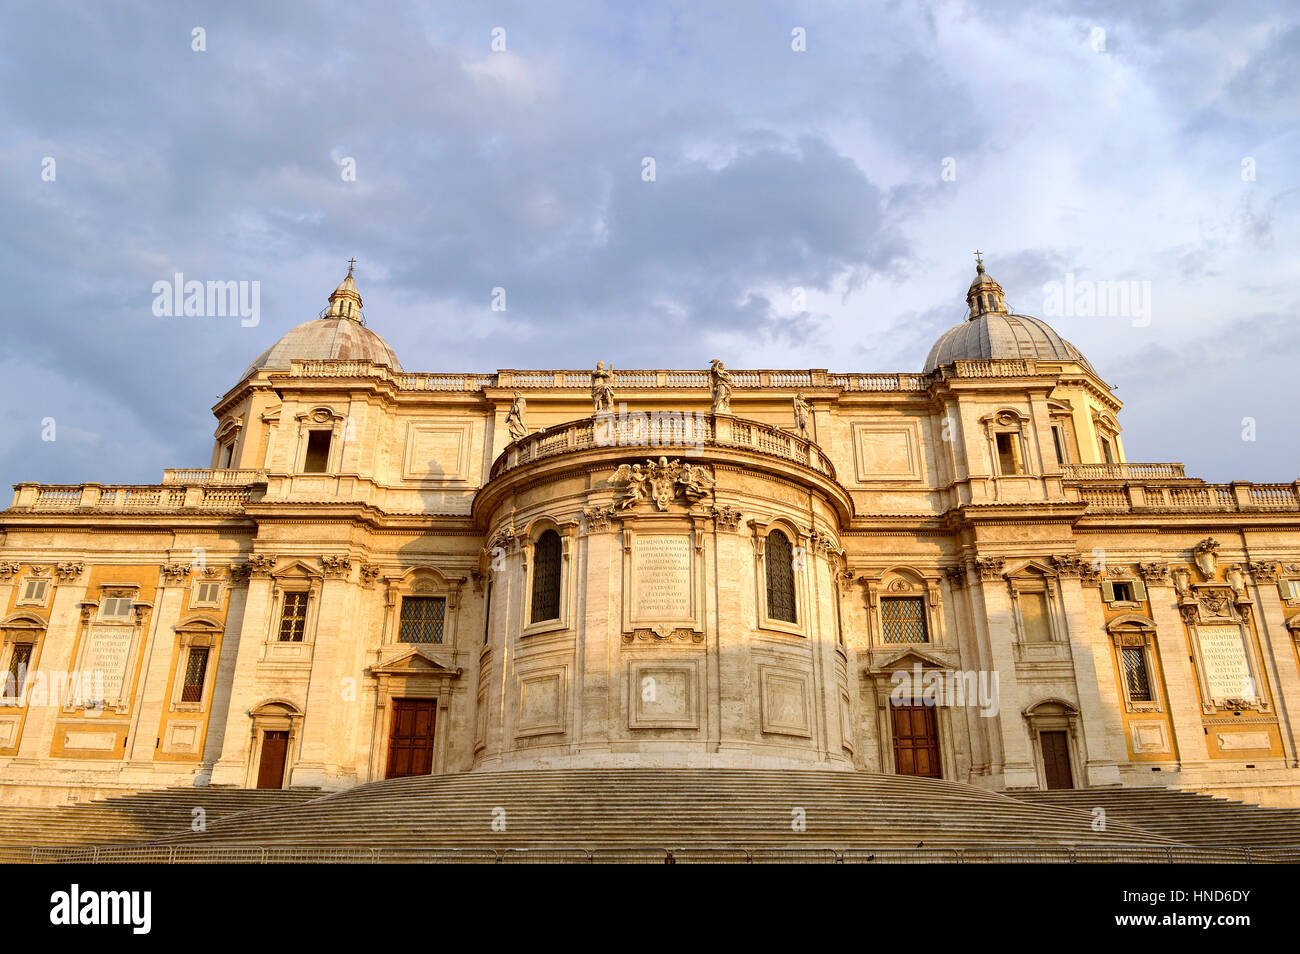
[633,535,692,620]
[1198,625,1252,702]
[83,625,133,702]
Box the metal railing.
[6,844,1295,864]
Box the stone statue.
[611,463,648,510]
[709,359,733,414]
[792,392,811,439]
[505,392,527,442]
[678,463,715,499]
[592,361,616,414]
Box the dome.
[923,259,1094,374]
[242,264,402,378]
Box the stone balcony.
[488,413,837,481]
[9,480,262,514]
[1060,462,1187,480]
[1065,478,1300,513]
[283,358,1045,393]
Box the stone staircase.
[140,770,1172,850]
[8,771,1300,861]
[0,788,317,851]
[1013,788,1300,847]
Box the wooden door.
[256,730,289,789]
[386,699,437,779]
[891,703,941,778]
[1040,730,1074,789]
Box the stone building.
[3,262,1299,808]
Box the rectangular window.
[1051,426,1066,466]
[1122,647,1152,703]
[20,579,48,604]
[1020,592,1052,642]
[193,581,221,606]
[218,441,235,469]
[399,596,446,644]
[303,430,332,473]
[181,646,209,703]
[5,643,33,701]
[1100,438,1114,464]
[880,597,928,643]
[995,432,1020,475]
[278,591,309,642]
[1111,581,1134,602]
[99,597,133,619]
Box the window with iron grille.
[530,530,562,624]
[278,591,309,642]
[400,596,446,643]
[881,597,928,643]
[765,530,797,624]
[5,643,32,700]
[1122,646,1152,702]
[181,646,209,703]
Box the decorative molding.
[247,554,277,577]
[54,561,85,583]
[160,562,191,583]
[582,505,618,532]
[228,563,253,583]
[320,555,352,578]
[622,627,705,644]
[359,563,383,587]
[1137,561,1169,585]
[1247,561,1280,584]
[708,505,743,532]
[943,565,967,589]
[1049,554,1086,578]
[0,562,19,582]
[974,557,1005,582]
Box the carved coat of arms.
[611,457,714,512]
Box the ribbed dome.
[241,263,401,378]
[924,312,1092,373]
[923,260,1094,374]
[243,317,402,378]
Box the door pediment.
[369,648,462,678]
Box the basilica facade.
[3,263,1300,808]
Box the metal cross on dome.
[973,249,983,267]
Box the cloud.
[0,0,1297,487]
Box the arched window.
[530,530,562,623]
[765,530,797,623]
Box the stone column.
[971,560,1037,788]
[125,564,191,764]
[15,571,88,762]
[209,562,276,787]
[1147,581,1210,764]
[291,564,359,789]
[1057,569,1124,785]
[577,517,614,759]
[1248,567,1300,764]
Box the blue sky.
[1,0,1297,486]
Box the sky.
[1,0,1297,487]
